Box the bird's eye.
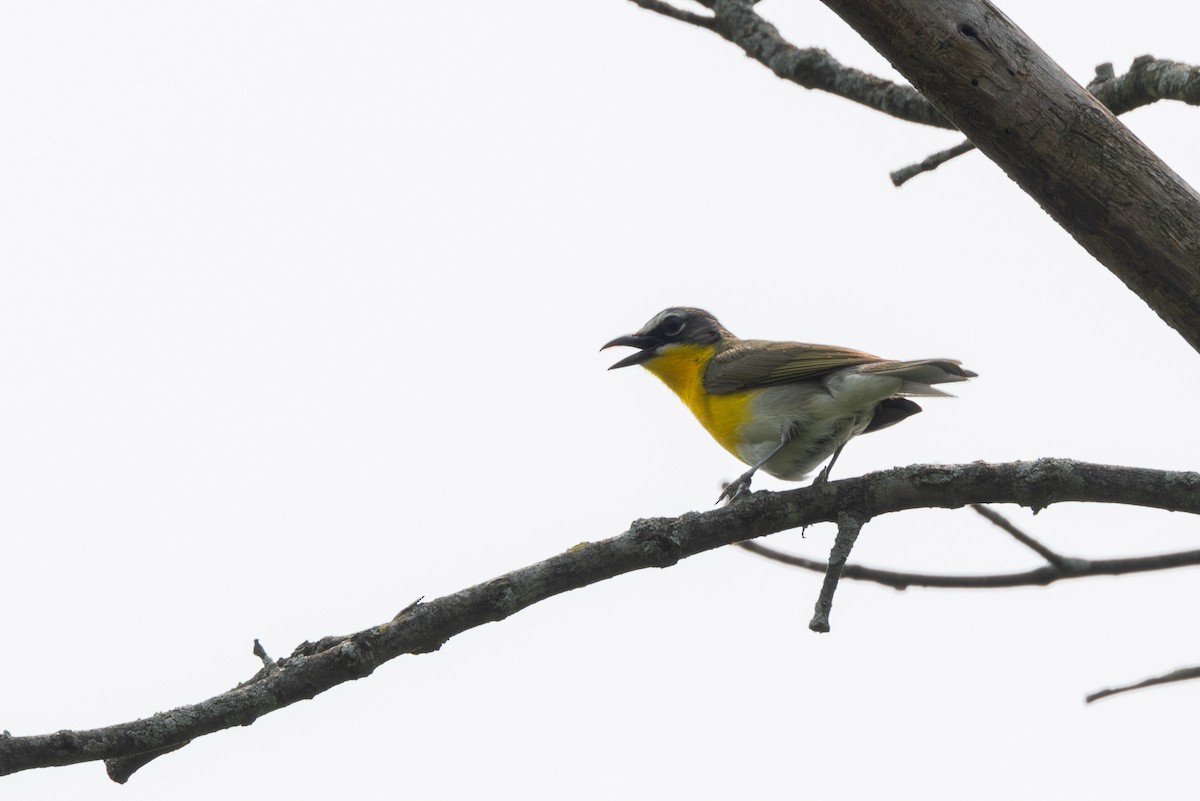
[661,315,685,337]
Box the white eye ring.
[661,315,685,337]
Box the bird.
[602,307,976,502]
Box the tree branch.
[737,535,1200,590]
[891,57,1200,185]
[2,459,1197,780]
[1086,665,1200,704]
[630,0,954,128]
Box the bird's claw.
[717,475,753,505]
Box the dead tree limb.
[1,459,1197,781]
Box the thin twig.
[1087,665,1200,704]
[970,504,1076,571]
[394,596,425,620]
[890,140,976,186]
[252,639,274,670]
[628,0,715,29]
[736,541,1200,590]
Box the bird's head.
[602,307,732,369]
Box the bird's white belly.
[734,382,884,480]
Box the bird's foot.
[717,473,754,505]
[812,462,834,486]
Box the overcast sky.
[3,1,1199,798]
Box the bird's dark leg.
[718,426,793,504]
[813,441,848,485]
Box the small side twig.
[1087,665,1200,703]
[890,140,976,186]
[105,742,191,785]
[252,639,274,670]
[970,504,1080,572]
[809,511,865,633]
[394,596,425,620]
[628,0,715,28]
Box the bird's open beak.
[601,334,659,369]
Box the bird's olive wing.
[703,340,881,394]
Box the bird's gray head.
[601,307,733,369]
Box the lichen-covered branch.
[1,459,1197,781]
[1087,56,1200,115]
[630,1,1200,133]
[631,0,953,127]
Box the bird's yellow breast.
[642,344,753,460]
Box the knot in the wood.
[1013,458,1084,513]
[630,518,683,567]
[49,730,81,752]
[483,577,519,622]
[332,638,377,680]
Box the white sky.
[3,1,1199,798]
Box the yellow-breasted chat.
[603,307,976,502]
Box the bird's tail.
[858,359,977,397]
